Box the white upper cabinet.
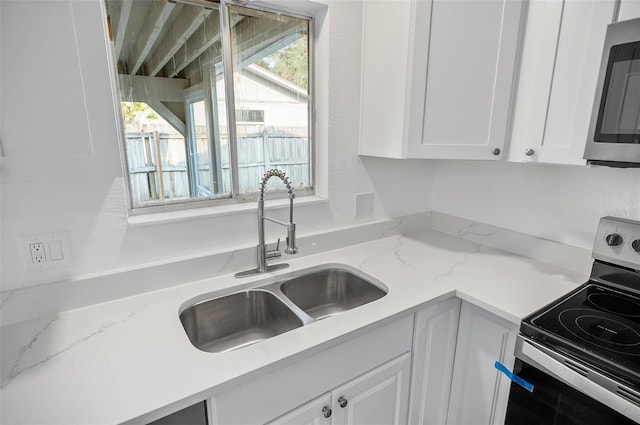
[359,0,425,159]
[360,0,640,165]
[509,0,618,165]
[619,0,640,21]
[413,0,526,160]
[359,0,527,160]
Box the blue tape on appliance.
[494,361,534,392]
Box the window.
[105,0,312,210]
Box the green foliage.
[121,102,159,122]
[257,37,308,90]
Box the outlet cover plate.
[20,232,72,271]
[355,192,374,220]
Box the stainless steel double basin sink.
[179,265,388,353]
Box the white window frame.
[185,89,211,198]
[108,0,316,216]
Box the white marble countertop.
[0,229,586,425]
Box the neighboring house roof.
[245,64,308,100]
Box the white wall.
[430,160,640,250]
[6,0,637,300]
[0,0,434,293]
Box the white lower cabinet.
[157,299,519,425]
[268,353,411,425]
[409,299,518,425]
[446,302,518,425]
[408,297,461,425]
[266,393,333,425]
[332,353,411,425]
[208,315,414,425]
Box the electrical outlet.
[21,232,72,271]
[29,243,46,263]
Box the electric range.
[506,216,640,424]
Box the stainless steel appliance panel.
[585,17,640,166]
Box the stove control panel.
[593,217,640,270]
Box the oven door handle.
[516,335,640,422]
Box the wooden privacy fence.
[125,128,309,204]
[126,132,188,203]
[220,127,310,193]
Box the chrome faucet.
[235,169,298,278]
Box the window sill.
[127,195,329,227]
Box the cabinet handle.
[322,406,332,418]
[525,148,535,156]
[338,396,348,408]
[492,148,501,156]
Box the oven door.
[504,336,640,424]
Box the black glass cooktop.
[521,282,640,388]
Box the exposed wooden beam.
[147,6,212,77]
[236,31,301,72]
[182,44,222,84]
[180,16,304,83]
[165,10,220,78]
[118,74,189,103]
[147,100,186,135]
[165,10,219,78]
[230,17,304,68]
[114,0,133,61]
[183,46,222,85]
[118,74,188,135]
[129,0,177,76]
[106,0,122,39]
[165,14,246,78]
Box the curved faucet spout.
[235,169,298,278]
[260,169,295,199]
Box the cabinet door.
[359,0,423,158]
[509,0,616,165]
[619,0,640,21]
[409,298,461,425]
[209,316,414,425]
[408,0,526,160]
[266,393,332,425]
[446,302,518,425]
[332,353,411,425]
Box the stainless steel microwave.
[584,17,640,167]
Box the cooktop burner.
[524,283,640,384]
[587,291,640,318]
[559,309,640,354]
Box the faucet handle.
[266,238,282,260]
